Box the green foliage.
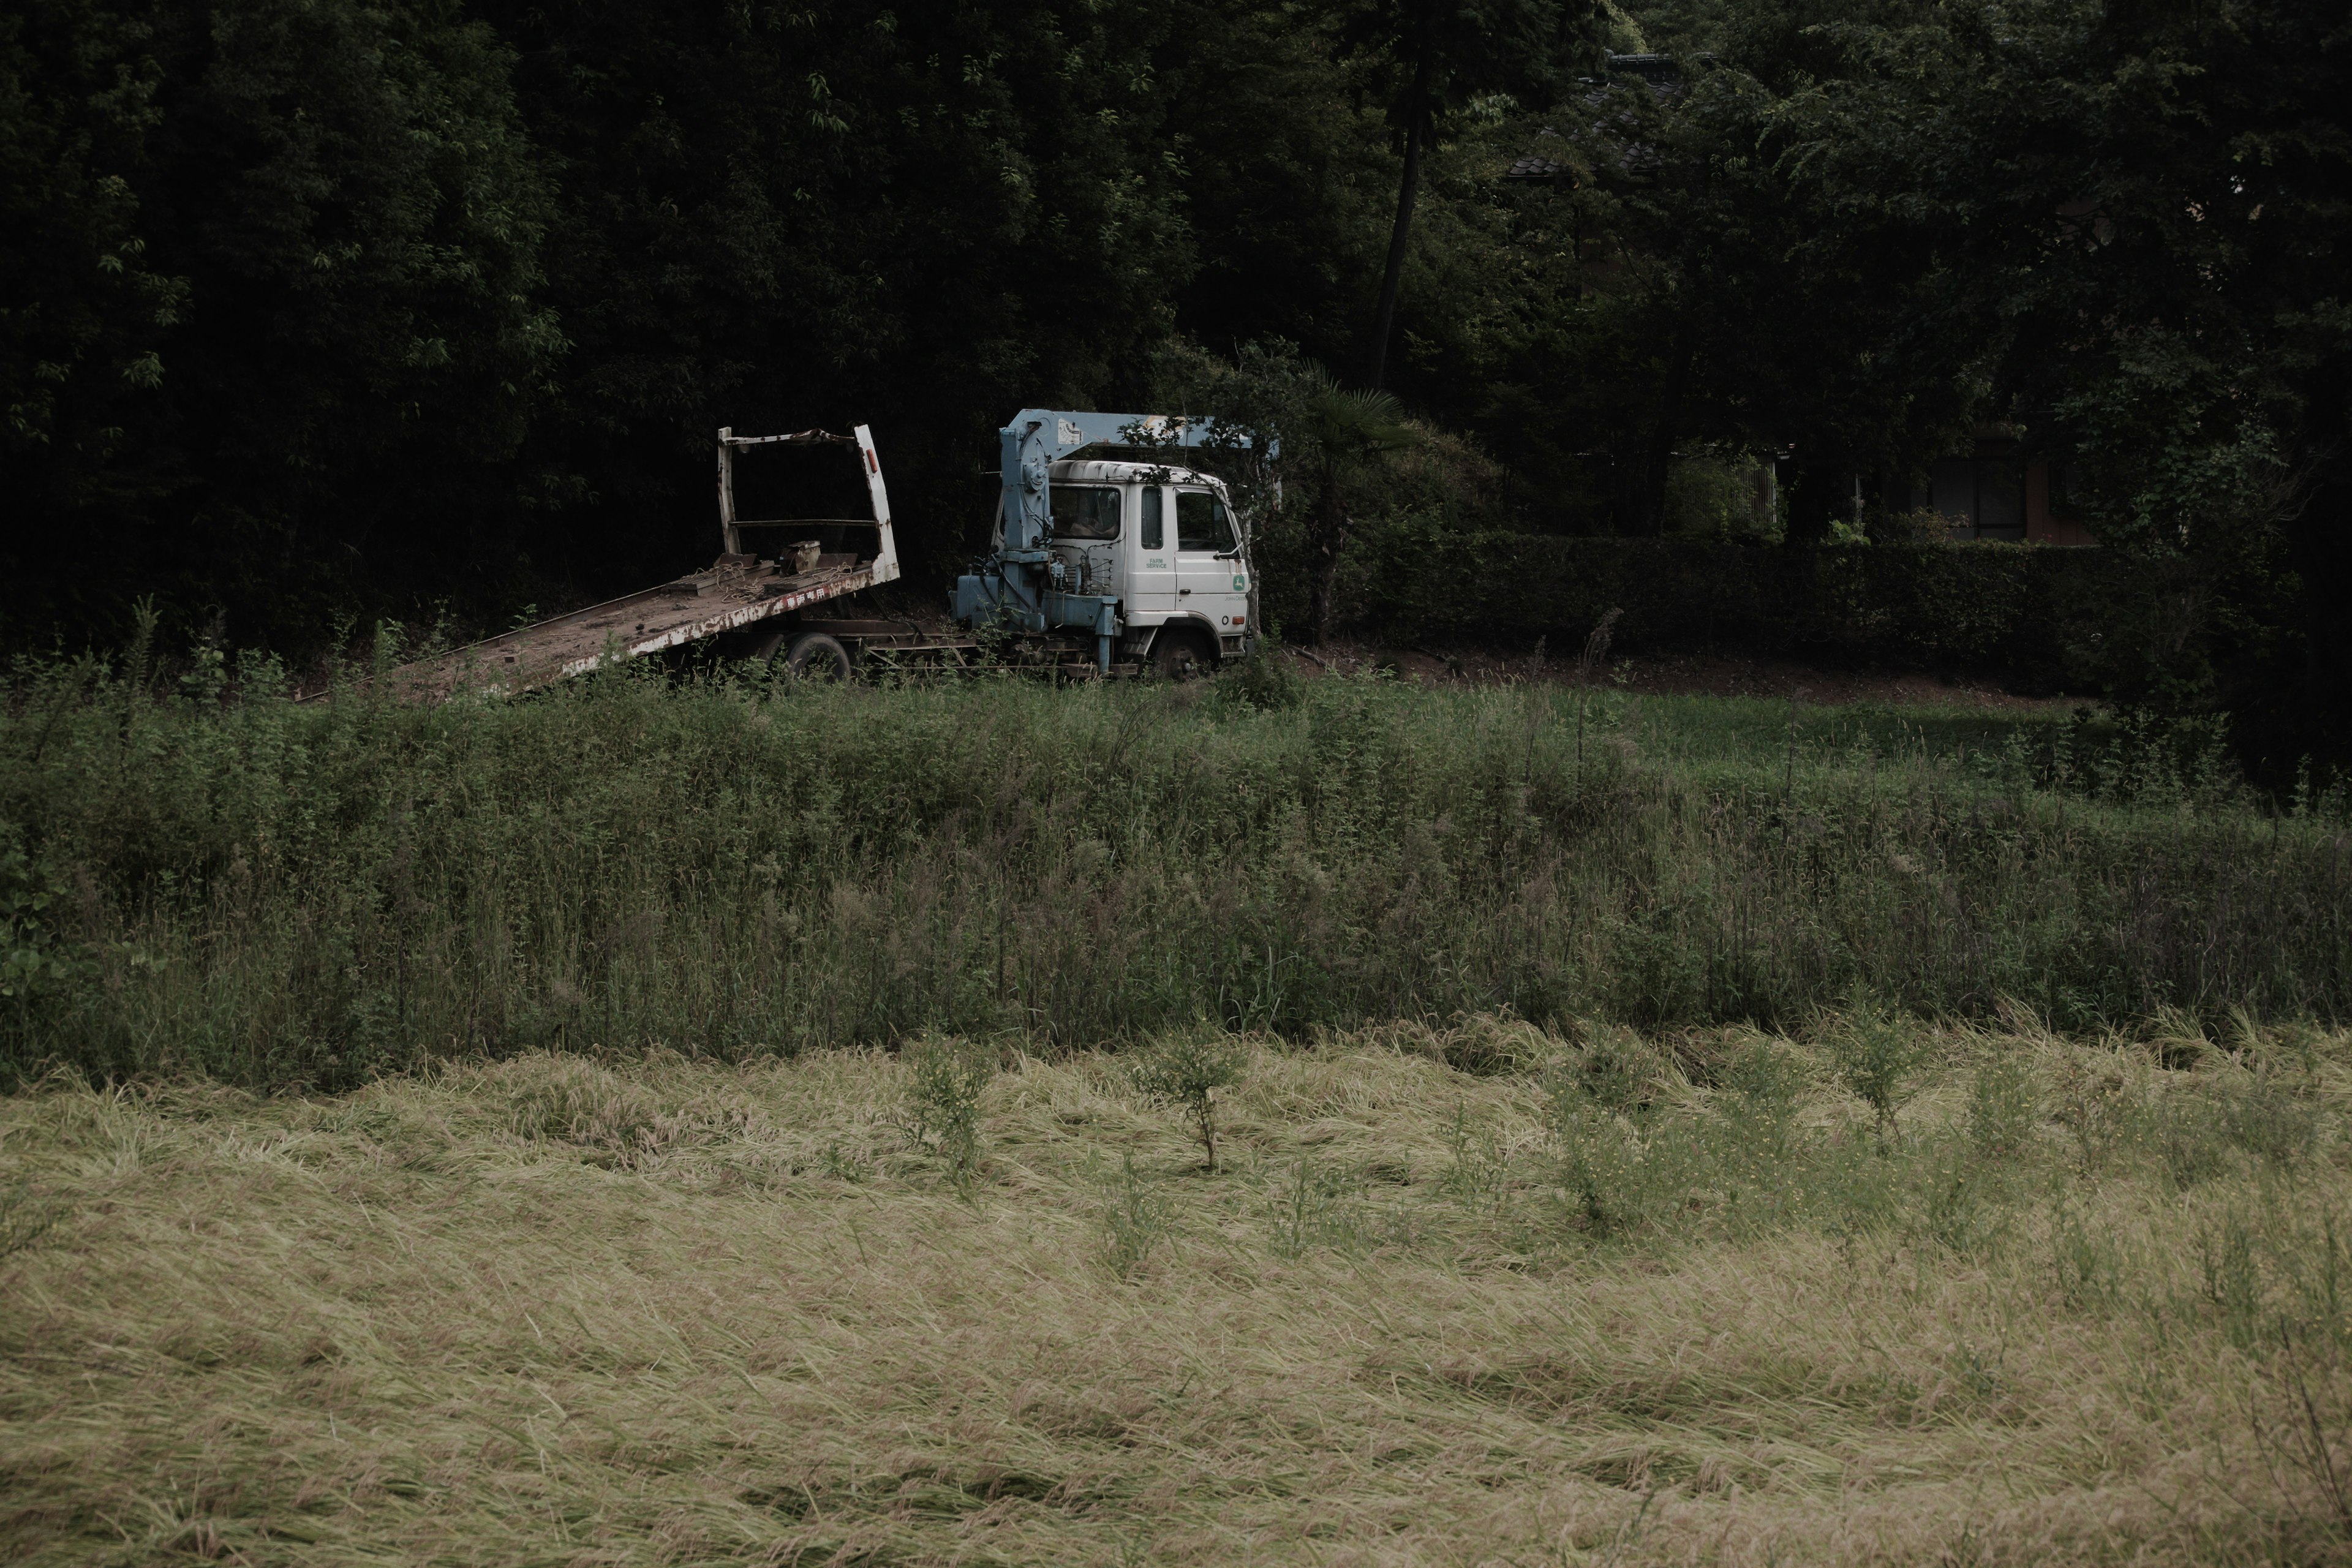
[2051,1204,2120,1311]
[1549,1099,1650,1237]
[3,0,2345,782]
[1267,1157,1378,1258]
[1096,1154,1175,1279]
[1129,1030,1246,1173]
[1482,1024,2352,1272]
[0,832,79,1006]
[903,1038,995,1189]
[1917,1144,1998,1256]
[2,649,2349,1089]
[1824,992,1921,1142]
[1745,0,2352,772]
[0,0,182,474]
[4,0,561,643]
[1210,644,1302,714]
[1439,1101,1513,1208]
[1719,1038,1801,1155]
[1346,0,1602,386]
[1664,454,1777,542]
[0,0,1373,640]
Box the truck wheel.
[783,631,854,682]
[1151,627,1216,680]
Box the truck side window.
[1140,486,1163,550]
[1175,489,1235,553]
[1050,484,1121,540]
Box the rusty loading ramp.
[382,554,875,702]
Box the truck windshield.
[1050,485,1121,540]
[1175,490,1235,552]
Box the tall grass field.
[5,652,2352,1563]
[1,654,2343,1085]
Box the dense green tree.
[1763,0,2351,771]
[1423,18,1986,538]
[1346,0,1602,388]
[1,0,559,644]
[1155,2,1396,372]
[475,0,1205,586]
[1,0,183,545]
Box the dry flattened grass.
[4,1018,2352,1565]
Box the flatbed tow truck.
[385,410,1254,699]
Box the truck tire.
[1151,625,1216,680]
[783,631,854,682]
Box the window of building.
[1921,455,2026,541]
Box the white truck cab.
[958,409,1265,674]
[1035,459,1253,670]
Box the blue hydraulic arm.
[954,410,1261,671]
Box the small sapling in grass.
[1825,990,1923,1144]
[2153,1094,2232,1189]
[1268,1158,1374,1258]
[1130,1030,1246,1172]
[903,1036,995,1189]
[2050,1204,2120,1311]
[1574,608,1621,773]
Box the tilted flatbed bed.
[382,423,958,699]
[385,553,889,701]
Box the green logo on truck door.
[1233,575,1247,592]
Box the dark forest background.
[3,0,2347,774]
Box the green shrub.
[1719,1039,1803,1158]
[0,831,92,1022]
[903,1037,995,1188]
[2153,1095,2233,1188]
[1825,993,1923,1142]
[1212,644,1302,713]
[1130,1030,1246,1172]
[1915,1144,2001,1256]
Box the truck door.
[1174,488,1248,641]
[1123,483,1178,619]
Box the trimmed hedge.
[1351,516,2176,689]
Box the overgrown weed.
[902,1035,994,1189]
[1096,1153,1174,1278]
[2,664,2346,1087]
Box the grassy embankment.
[5,657,2351,1562]
[0,654,2343,1085]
